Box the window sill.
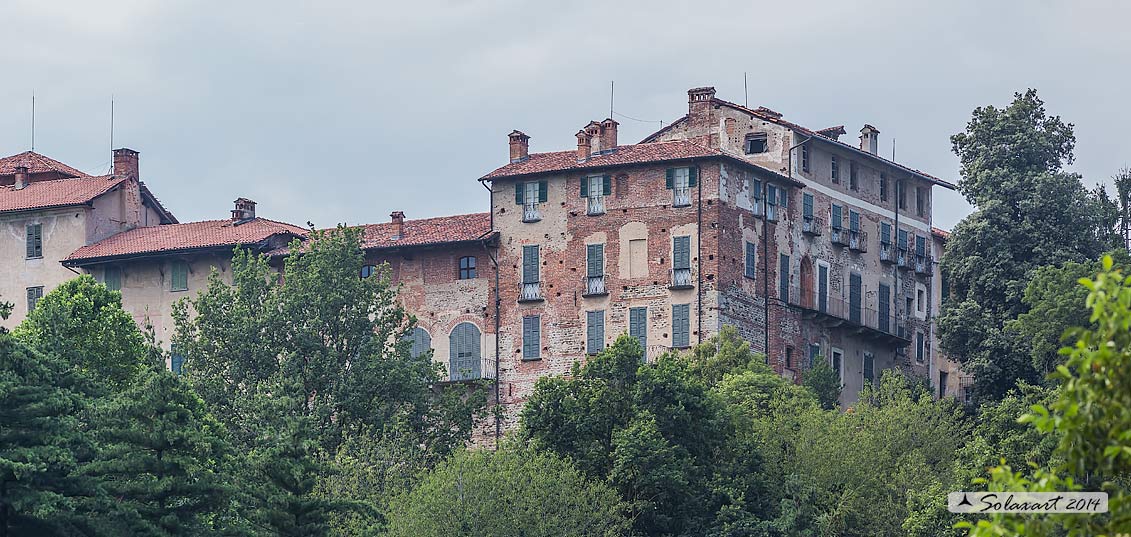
[517,297,544,304]
[668,284,694,291]
[585,211,605,217]
[26,256,43,260]
[521,356,541,362]
[170,288,189,293]
[581,291,609,298]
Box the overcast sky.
[2,1,1128,231]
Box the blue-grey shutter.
[105,266,122,291]
[766,184,777,206]
[170,344,185,375]
[779,254,790,300]
[673,236,690,270]
[410,327,431,358]
[849,273,862,324]
[629,307,647,351]
[898,229,908,250]
[26,224,42,258]
[881,222,892,244]
[803,193,813,218]
[665,168,674,189]
[745,242,756,278]
[587,244,604,277]
[538,181,548,203]
[878,283,891,332]
[602,175,612,196]
[522,245,539,283]
[515,182,524,204]
[580,177,589,198]
[523,316,540,360]
[864,352,874,382]
[586,310,604,354]
[818,265,828,313]
[849,211,860,232]
[916,236,926,256]
[688,166,698,187]
[779,186,787,207]
[171,261,188,291]
[450,323,481,380]
[672,304,690,348]
[753,179,762,201]
[831,205,842,229]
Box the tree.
[14,275,145,392]
[802,359,841,410]
[938,89,1120,401]
[384,447,629,537]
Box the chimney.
[600,118,619,152]
[576,130,592,162]
[688,86,716,113]
[508,130,530,163]
[13,166,28,190]
[113,148,140,179]
[390,211,405,240]
[584,121,602,155]
[860,125,880,155]
[231,198,257,221]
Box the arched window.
[449,322,481,381]
[360,265,378,278]
[409,327,431,358]
[459,256,477,279]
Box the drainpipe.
[479,179,502,448]
[697,162,703,346]
[782,134,813,364]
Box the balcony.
[791,284,912,346]
[518,281,543,303]
[830,226,850,247]
[673,186,691,208]
[849,230,868,252]
[879,242,894,264]
[583,274,608,297]
[669,267,693,290]
[443,354,498,383]
[896,248,911,269]
[766,204,778,222]
[802,215,824,236]
[522,202,541,223]
[914,254,933,276]
[752,200,764,217]
[587,195,605,216]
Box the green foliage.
[384,446,629,537]
[14,275,146,391]
[802,359,841,410]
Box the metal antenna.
[30,93,35,151]
[609,81,614,118]
[108,96,115,174]
[892,138,896,160]
[744,72,748,108]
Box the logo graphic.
[947,492,1108,514]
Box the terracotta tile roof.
[64,218,308,264]
[361,212,493,250]
[0,151,89,178]
[0,175,128,213]
[931,227,950,240]
[481,140,724,180]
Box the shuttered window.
[849,161,858,190]
[831,155,839,183]
[916,235,926,257]
[522,245,539,283]
[25,224,42,258]
[849,210,860,232]
[673,236,691,270]
[863,351,874,383]
[808,343,821,368]
[522,316,540,360]
[778,186,788,208]
[744,241,756,279]
[171,261,189,291]
[766,184,778,206]
[409,327,431,358]
[104,266,122,291]
[831,205,843,229]
[629,307,647,353]
[916,332,925,363]
[581,175,612,197]
[779,254,790,301]
[170,343,185,375]
[587,244,604,278]
[665,167,696,189]
[898,229,909,250]
[849,273,862,324]
[586,310,605,355]
[880,222,892,244]
[802,193,813,218]
[449,323,481,380]
[878,283,891,332]
[818,264,829,313]
[672,304,690,348]
[752,179,762,202]
[880,173,888,202]
[515,181,548,204]
[26,286,43,313]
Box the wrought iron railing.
[587,195,605,215]
[669,267,693,289]
[879,242,894,263]
[830,226,849,246]
[914,254,933,275]
[583,274,607,296]
[522,202,541,223]
[446,354,498,382]
[672,186,691,207]
[518,281,543,302]
[849,230,868,252]
[802,215,824,235]
[789,284,912,341]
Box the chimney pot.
[600,118,619,153]
[112,148,140,179]
[508,130,530,163]
[576,130,592,163]
[13,166,28,190]
[860,125,880,155]
[390,211,405,240]
[231,197,257,221]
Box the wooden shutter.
[688,167,698,187]
[803,193,813,217]
[780,254,790,300]
[449,323,481,380]
[766,184,778,206]
[831,205,842,228]
[916,236,926,256]
[665,168,674,189]
[523,316,540,360]
[672,304,689,348]
[818,265,828,313]
[850,211,860,232]
[881,222,891,244]
[602,175,612,196]
[538,181,548,202]
[629,307,647,351]
[864,352,874,382]
[849,273,862,323]
[745,242,756,278]
[753,179,762,200]
[587,244,603,277]
[515,182,524,204]
[898,229,908,250]
[172,261,188,291]
[580,177,589,198]
[26,224,42,258]
[878,283,891,332]
[673,236,690,270]
[778,186,787,207]
[586,310,604,354]
[522,245,539,283]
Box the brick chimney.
[390,211,405,240]
[508,130,530,163]
[600,118,618,152]
[583,121,601,156]
[688,87,718,148]
[688,86,716,113]
[231,198,257,221]
[113,148,140,179]
[576,130,592,162]
[13,166,28,190]
[860,125,880,155]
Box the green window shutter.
[672,304,690,348]
[522,245,539,283]
[538,181,548,203]
[410,327,431,358]
[688,167,698,187]
[745,242,756,279]
[25,225,34,258]
[586,310,605,354]
[753,179,763,200]
[515,182,524,204]
[580,177,589,198]
[779,254,790,300]
[105,266,122,291]
[803,193,813,217]
[849,273,862,323]
[898,229,908,250]
[26,224,42,258]
[587,244,603,277]
[602,175,612,196]
[916,236,926,256]
[779,187,787,208]
[523,316,540,360]
[831,205,842,228]
[881,222,892,244]
[665,168,674,189]
[766,184,777,206]
[673,236,690,270]
[171,261,188,291]
[878,283,891,331]
[850,211,860,232]
[629,307,647,351]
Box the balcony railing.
[802,215,824,236]
[879,242,895,264]
[518,281,543,302]
[849,230,868,252]
[673,186,691,207]
[790,284,912,344]
[444,353,498,383]
[752,200,764,217]
[830,226,850,247]
[583,274,608,297]
[896,248,911,269]
[766,204,778,222]
[587,195,605,216]
[522,202,541,223]
[914,254,933,275]
[669,267,693,290]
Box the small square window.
[744,133,768,154]
[26,223,43,259]
[26,286,44,313]
[360,264,378,279]
[459,256,477,280]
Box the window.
[25,223,42,258]
[26,286,43,313]
[785,346,794,369]
[766,184,778,220]
[171,260,189,291]
[629,307,647,354]
[863,351,875,385]
[170,343,185,375]
[878,283,891,332]
[672,236,692,288]
[916,283,927,319]
[916,235,927,257]
[751,178,763,215]
[831,348,844,385]
[849,210,860,232]
[830,155,839,183]
[744,241,757,279]
[880,222,892,245]
[744,132,768,154]
[672,304,690,348]
[879,173,888,202]
[582,175,611,215]
[585,244,606,296]
[808,343,821,368]
[817,262,829,313]
[849,273,862,324]
[666,167,696,207]
[801,144,810,173]
[898,180,907,210]
[522,316,540,360]
[360,264,378,279]
[916,187,925,217]
[449,322,482,380]
[459,256,477,279]
[897,229,909,251]
[516,181,547,222]
[849,161,858,190]
[830,204,843,230]
[586,310,605,355]
[779,254,790,301]
[916,332,925,364]
[409,327,432,358]
[520,245,541,301]
[104,266,122,291]
[802,193,814,219]
[939,371,949,399]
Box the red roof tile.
[0,175,128,213]
[931,227,950,240]
[481,140,723,180]
[64,218,308,264]
[360,212,492,250]
[0,151,89,178]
